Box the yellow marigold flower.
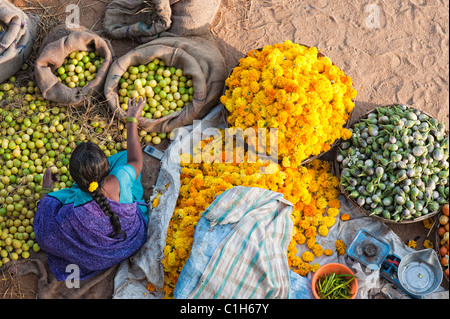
[294,231,306,245]
[422,218,433,229]
[167,252,177,267]
[316,196,328,209]
[310,263,321,273]
[335,240,347,255]
[318,225,329,237]
[302,251,315,263]
[327,208,340,217]
[88,181,99,193]
[423,240,434,249]
[341,213,351,221]
[312,244,323,257]
[152,193,162,208]
[341,128,353,140]
[408,240,417,249]
[323,216,336,228]
[324,249,333,256]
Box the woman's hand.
[43,166,59,189]
[127,97,146,120]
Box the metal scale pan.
[347,229,443,299]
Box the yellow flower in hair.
[89,182,99,193]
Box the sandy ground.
[1,0,448,298]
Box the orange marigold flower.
[328,199,341,209]
[147,282,156,292]
[296,262,310,276]
[305,226,317,238]
[324,249,333,256]
[303,204,317,217]
[341,213,351,221]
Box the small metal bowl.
[398,249,443,297]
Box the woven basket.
[221,44,354,166]
[335,104,448,224]
[434,210,449,283]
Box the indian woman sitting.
[34,97,149,281]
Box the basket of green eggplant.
[335,104,449,224]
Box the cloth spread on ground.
[174,186,313,299]
[33,151,149,281]
[113,104,449,299]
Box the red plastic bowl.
[312,263,358,299]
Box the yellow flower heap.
[221,40,356,168]
[161,130,342,298]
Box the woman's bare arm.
[125,97,146,178]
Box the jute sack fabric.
[34,25,114,106]
[103,0,221,43]
[103,0,172,43]
[104,35,227,133]
[0,0,40,83]
[168,0,221,37]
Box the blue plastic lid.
[347,229,391,270]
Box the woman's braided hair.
[69,142,126,239]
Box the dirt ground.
[0,0,448,298]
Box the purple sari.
[34,151,148,281]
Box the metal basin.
[398,249,443,297]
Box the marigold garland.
[159,130,342,298]
[220,40,357,169]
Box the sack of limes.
[104,36,227,133]
[35,25,114,106]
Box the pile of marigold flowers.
[220,40,357,169]
[160,130,344,298]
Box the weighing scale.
[347,229,443,299]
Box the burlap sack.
[34,25,114,106]
[103,0,172,43]
[0,0,40,83]
[103,0,221,43]
[104,35,227,133]
[168,0,221,37]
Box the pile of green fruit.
[337,104,449,223]
[55,51,104,88]
[0,76,133,266]
[118,58,194,122]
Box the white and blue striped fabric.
[174,186,314,299]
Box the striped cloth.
[174,186,312,299]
